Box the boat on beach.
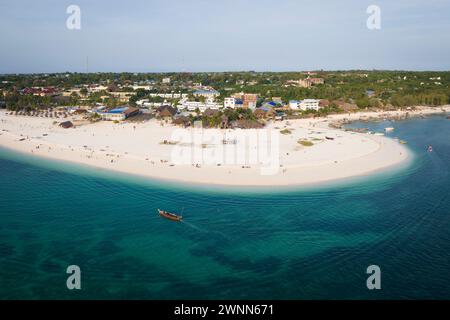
[158,209,183,222]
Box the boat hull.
[158,209,182,222]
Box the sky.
[0,0,449,73]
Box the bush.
[298,139,313,146]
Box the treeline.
[188,108,256,128]
[3,93,55,111]
[2,71,450,111]
[390,93,448,107]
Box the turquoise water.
[0,115,449,299]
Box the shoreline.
[0,106,447,187]
[0,142,414,192]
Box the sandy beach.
[0,106,448,186]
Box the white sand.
[0,107,448,186]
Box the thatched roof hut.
[231,119,264,129]
[59,121,73,129]
[172,115,191,127]
[156,105,177,118]
[254,107,275,119]
[123,107,140,118]
[73,109,88,115]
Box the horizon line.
[2,69,450,76]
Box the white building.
[289,100,300,110]
[224,97,236,109]
[193,89,220,101]
[136,99,149,107]
[289,99,321,111]
[96,106,139,121]
[179,101,222,113]
[99,112,126,121]
[300,99,321,111]
[162,77,171,84]
[136,99,171,108]
[149,93,188,99]
[131,85,152,91]
[88,85,108,93]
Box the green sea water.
[0,115,449,299]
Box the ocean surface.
[0,115,449,299]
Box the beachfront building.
[242,94,258,109]
[172,113,191,127]
[178,100,222,113]
[224,97,236,109]
[156,105,177,119]
[136,99,174,109]
[109,91,134,103]
[300,99,321,111]
[289,99,321,111]
[289,100,301,110]
[97,106,140,121]
[254,106,275,119]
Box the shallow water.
[0,115,449,299]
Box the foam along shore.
[0,106,448,186]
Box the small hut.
[156,105,177,119]
[59,121,74,129]
[172,115,191,127]
[221,115,229,129]
[73,109,88,115]
[231,119,264,129]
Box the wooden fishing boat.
[325,136,334,140]
[158,209,183,222]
